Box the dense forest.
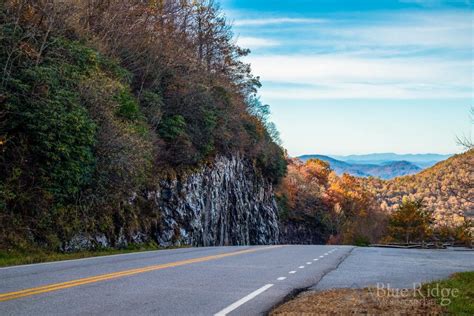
[0,0,286,250]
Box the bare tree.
[456,106,473,150]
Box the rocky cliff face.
[63,155,280,251]
[153,155,280,246]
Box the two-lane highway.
[0,245,352,315]
[3,245,473,315]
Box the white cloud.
[245,54,471,99]
[261,83,472,100]
[325,11,473,49]
[236,37,280,49]
[398,0,472,7]
[246,55,469,84]
[234,18,326,26]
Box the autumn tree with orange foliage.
[277,159,387,245]
[326,174,387,245]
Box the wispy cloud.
[261,83,472,100]
[236,36,280,49]
[398,0,472,7]
[233,18,326,26]
[323,11,473,50]
[246,54,471,99]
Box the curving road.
[1,245,472,315]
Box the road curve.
[0,245,352,315]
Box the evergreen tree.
[387,198,434,244]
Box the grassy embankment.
[422,271,474,315]
[0,243,183,267]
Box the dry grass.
[271,288,445,316]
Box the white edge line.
[214,284,274,316]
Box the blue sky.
[220,0,473,156]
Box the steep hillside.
[299,155,421,179]
[0,1,286,250]
[364,150,474,227]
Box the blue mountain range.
[298,153,452,179]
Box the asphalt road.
[1,245,473,315]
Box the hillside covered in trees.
[277,158,387,245]
[0,0,286,250]
[278,150,473,246]
[364,149,473,228]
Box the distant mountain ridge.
[298,154,423,179]
[329,153,452,168]
[298,153,454,179]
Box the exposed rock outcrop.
[153,155,280,246]
[63,155,279,251]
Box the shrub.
[115,89,140,120]
[140,90,163,129]
[158,115,187,141]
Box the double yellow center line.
[0,246,281,302]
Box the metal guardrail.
[370,241,472,249]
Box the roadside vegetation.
[383,198,472,246]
